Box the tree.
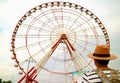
[0,78,12,83]
[0,79,2,83]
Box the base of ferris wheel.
[18,34,92,83]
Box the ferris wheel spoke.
[16,34,39,38]
[19,58,33,67]
[69,34,105,44]
[74,26,99,33]
[69,36,96,47]
[77,18,92,29]
[65,13,71,29]
[68,14,82,30]
[76,34,105,39]
[47,50,60,74]
[50,27,63,34]
[68,15,91,31]
[68,38,95,53]
[60,6,64,31]
[15,41,41,51]
[18,43,53,67]
[76,41,95,53]
[34,50,55,76]
[31,43,53,59]
[38,38,52,43]
[76,39,96,48]
[74,51,92,70]
[40,9,59,31]
[51,8,62,27]
[56,37,83,72]
[28,15,54,32]
[65,61,74,73]
[15,45,27,51]
[21,23,42,31]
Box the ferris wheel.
[11,1,110,83]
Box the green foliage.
[0,78,12,83]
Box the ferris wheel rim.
[11,1,110,82]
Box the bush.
[0,79,12,83]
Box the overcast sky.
[0,0,120,82]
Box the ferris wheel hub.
[61,34,67,39]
